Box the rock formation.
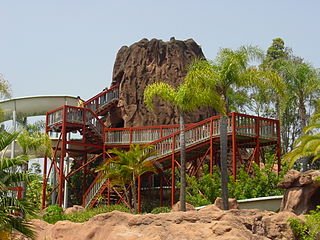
[278,169,320,215]
[108,38,215,127]
[29,209,297,240]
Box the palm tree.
[97,144,158,213]
[17,129,51,198]
[283,112,320,168]
[185,46,284,210]
[0,131,36,239]
[144,81,223,211]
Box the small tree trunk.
[132,174,137,213]
[299,94,308,171]
[21,162,28,198]
[179,112,186,212]
[220,115,229,210]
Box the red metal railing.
[47,105,105,137]
[84,85,119,114]
[105,113,279,146]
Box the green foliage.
[97,144,158,213]
[65,205,131,223]
[150,206,171,214]
[288,206,320,240]
[185,159,285,207]
[0,131,36,239]
[42,205,131,224]
[284,112,320,167]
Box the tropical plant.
[283,112,320,168]
[288,206,320,240]
[17,129,51,198]
[185,46,284,209]
[144,81,223,211]
[97,144,158,213]
[0,131,36,239]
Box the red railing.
[105,113,279,146]
[84,85,119,114]
[47,105,105,136]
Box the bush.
[151,207,171,214]
[64,205,131,223]
[41,204,131,224]
[288,206,320,240]
[185,155,286,207]
[42,205,65,224]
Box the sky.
[1,0,320,100]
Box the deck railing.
[84,85,119,114]
[105,113,279,147]
[47,105,104,137]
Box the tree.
[0,131,36,239]
[283,112,320,168]
[144,81,223,211]
[185,46,284,210]
[97,144,158,213]
[17,128,51,198]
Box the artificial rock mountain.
[108,38,215,128]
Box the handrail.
[47,105,105,137]
[84,85,119,114]
[105,113,279,146]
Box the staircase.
[83,113,280,208]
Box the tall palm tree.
[97,144,158,213]
[144,81,223,211]
[185,46,284,210]
[0,131,36,239]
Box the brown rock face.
[278,169,320,215]
[109,38,215,127]
[30,209,296,240]
[214,197,239,210]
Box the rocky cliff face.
[109,38,215,127]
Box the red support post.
[171,135,175,207]
[209,119,213,174]
[82,154,87,196]
[232,113,237,182]
[58,106,67,206]
[255,119,260,166]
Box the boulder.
[278,170,320,215]
[108,38,216,128]
[30,209,296,240]
[171,201,195,212]
[214,197,239,210]
[64,205,85,214]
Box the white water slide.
[0,95,78,157]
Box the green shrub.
[41,204,131,224]
[42,205,65,224]
[185,155,286,207]
[64,205,131,223]
[151,207,171,214]
[288,206,320,240]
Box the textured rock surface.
[64,205,85,214]
[171,201,196,212]
[214,197,239,210]
[278,169,320,215]
[108,38,215,127]
[29,209,296,240]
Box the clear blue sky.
[1,0,320,100]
